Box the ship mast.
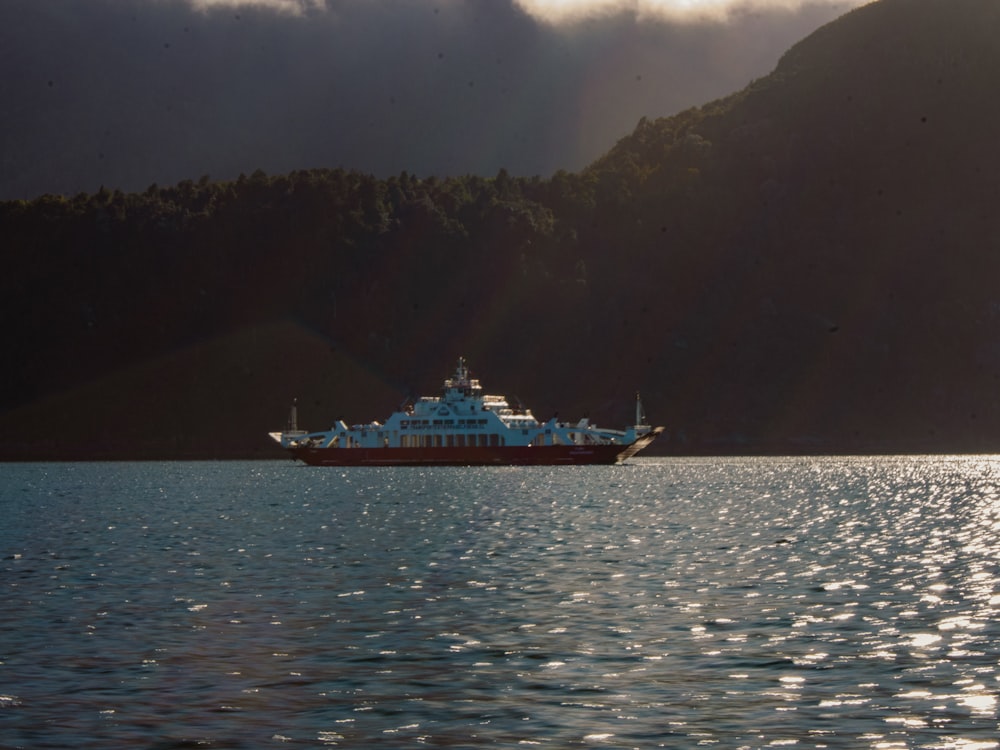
[635,392,646,426]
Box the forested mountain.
[3,0,1000,459]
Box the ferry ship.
[269,358,663,466]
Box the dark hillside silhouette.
[3,0,1000,459]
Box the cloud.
[180,0,870,23]
[0,0,860,199]
[184,0,324,13]
[514,0,868,24]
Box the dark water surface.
[1,457,999,748]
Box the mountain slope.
[582,0,1000,451]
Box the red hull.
[289,444,630,466]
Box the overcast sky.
[1,0,865,200]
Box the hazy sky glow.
[514,0,868,23]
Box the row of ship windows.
[399,433,503,448]
[399,418,490,428]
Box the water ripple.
[1,457,999,747]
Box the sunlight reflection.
[955,688,997,717]
[11,456,1000,748]
[936,740,999,749]
[909,633,943,649]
